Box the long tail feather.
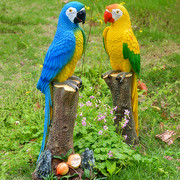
[131,73,138,136]
[37,86,52,162]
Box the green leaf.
[106,160,116,176]
[133,154,142,161]
[60,173,78,180]
[115,153,126,160]
[101,169,109,177]
[82,168,90,179]
[53,155,64,161]
[53,149,73,161]
[94,148,100,153]
[66,149,73,159]
[92,144,96,148]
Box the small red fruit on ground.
[57,162,69,175]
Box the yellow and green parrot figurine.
[103,4,140,135]
[37,1,86,161]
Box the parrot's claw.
[68,75,82,88]
[67,80,80,87]
[66,80,79,91]
[101,70,119,79]
[55,80,79,92]
[115,72,131,83]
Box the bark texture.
[102,72,139,145]
[46,82,79,174]
[33,82,80,179]
[46,82,78,156]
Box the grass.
[0,0,179,179]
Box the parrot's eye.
[112,9,123,22]
[66,7,78,23]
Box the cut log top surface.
[102,72,132,79]
[54,84,76,92]
[111,73,132,78]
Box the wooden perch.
[46,82,79,172]
[33,81,80,179]
[102,72,139,145]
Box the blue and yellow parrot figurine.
[37,1,86,160]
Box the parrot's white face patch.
[112,9,123,22]
[66,7,77,23]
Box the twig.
[68,164,82,180]
[80,1,95,77]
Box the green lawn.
[0,0,179,179]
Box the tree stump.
[32,81,80,179]
[102,72,139,145]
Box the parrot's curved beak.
[104,10,114,24]
[74,8,86,24]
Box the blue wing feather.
[37,31,76,94]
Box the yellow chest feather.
[56,29,83,82]
[106,24,131,72]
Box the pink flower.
[95,104,98,107]
[104,119,107,123]
[113,106,117,111]
[101,115,106,120]
[103,125,108,130]
[122,119,129,128]
[98,130,103,135]
[79,103,84,108]
[82,120,86,126]
[110,110,113,115]
[90,96,94,99]
[80,112,83,116]
[82,117,86,121]
[124,135,128,139]
[97,115,106,121]
[113,116,117,120]
[108,151,113,158]
[86,101,92,106]
[124,109,130,116]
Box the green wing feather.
[123,29,140,76]
[123,43,140,76]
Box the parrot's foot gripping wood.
[54,76,82,92]
[68,75,82,88]
[57,78,81,92]
[115,72,132,83]
[101,70,120,79]
[102,71,139,146]
[102,70,132,83]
